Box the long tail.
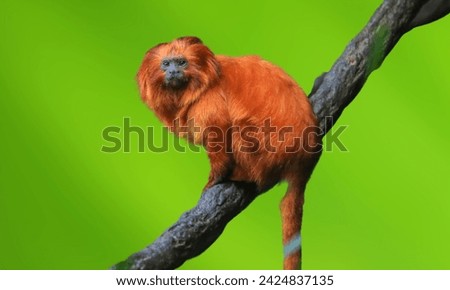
[280,182,305,270]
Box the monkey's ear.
[177,36,203,45]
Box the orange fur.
[138,36,321,269]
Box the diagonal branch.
[111,0,449,270]
[112,182,258,270]
[310,0,449,133]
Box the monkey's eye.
[162,60,170,67]
[178,59,187,66]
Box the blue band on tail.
[283,233,301,258]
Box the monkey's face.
[160,57,189,89]
[138,36,220,107]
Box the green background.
[1,0,449,270]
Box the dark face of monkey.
[161,57,188,88]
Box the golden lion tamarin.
[137,36,321,269]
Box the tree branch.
[111,0,449,270]
[407,0,450,31]
[112,182,258,270]
[310,0,445,133]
